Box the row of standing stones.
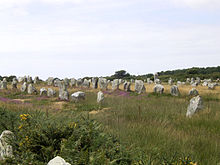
[0,75,218,163]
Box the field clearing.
[0,82,220,164]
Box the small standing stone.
[21,82,28,92]
[27,84,37,94]
[153,84,164,94]
[40,88,47,96]
[47,88,56,97]
[47,156,71,165]
[189,88,199,96]
[97,91,104,103]
[70,78,76,87]
[11,78,17,89]
[71,91,85,102]
[170,85,180,96]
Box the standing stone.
[98,78,108,90]
[47,156,71,165]
[154,73,159,82]
[63,78,69,87]
[186,96,203,117]
[0,78,7,90]
[189,88,199,96]
[47,88,56,97]
[27,76,33,83]
[27,84,37,94]
[191,82,198,87]
[112,79,119,90]
[18,77,24,83]
[34,76,39,84]
[123,82,131,92]
[71,91,85,102]
[54,79,62,87]
[23,76,27,83]
[0,130,14,160]
[135,80,146,94]
[202,81,208,86]
[155,79,161,84]
[97,91,104,103]
[168,78,173,85]
[59,82,69,101]
[21,82,28,92]
[170,85,180,96]
[92,77,98,89]
[208,83,215,90]
[153,84,164,94]
[70,78,76,87]
[11,78,17,89]
[190,78,195,85]
[196,77,201,84]
[47,77,54,86]
[186,78,190,84]
[82,79,90,88]
[40,88,47,96]
[130,79,135,83]
[177,81,182,86]
[76,78,83,87]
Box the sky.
[0,0,220,80]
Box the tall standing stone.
[76,78,83,87]
[34,76,39,84]
[112,79,119,90]
[27,84,37,94]
[154,73,159,83]
[0,130,14,160]
[135,80,146,94]
[168,78,173,85]
[11,78,17,89]
[70,78,76,87]
[27,76,33,83]
[97,91,104,103]
[123,82,131,92]
[63,78,69,87]
[82,79,90,88]
[21,82,28,92]
[186,96,203,117]
[98,78,108,90]
[59,82,69,101]
[47,77,54,86]
[40,88,47,96]
[92,77,98,89]
[0,78,7,90]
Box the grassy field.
[0,82,220,164]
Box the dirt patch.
[53,101,67,109]
[13,99,32,103]
[89,107,111,115]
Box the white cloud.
[170,0,220,9]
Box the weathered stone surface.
[27,84,37,94]
[98,78,108,90]
[76,78,83,87]
[154,79,161,84]
[18,77,24,83]
[191,82,198,87]
[54,79,62,87]
[123,82,131,92]
[59,83,69,101]
[97,91,104,103]
[92,78,98,89]
[63,78,69,87]
[190,78,195,84]
[71,91,85,102]
[47,88,56,97]
[47,156,71,165]
[196,77,201,84]
[153,84,164,94]
[168,78,173,85]
[40,88,47,96]
[47,77,54,86]
[0,78,7,90]
[154,73,159,82]
[135,80,146,94]
[112,79,119,90]
[82,79,90,88]
[202,81,208,86]
[27,76,33,83]
[186,78,190,84]
[0,130,14,160]
[34,76,39,84]
[186,95,203,117]
[147,78,152,84]
[11,78,17,89]
[21,82,28,92]
[70,78,76,87]
[170,85,180,96]
[208,83,216,90]
[189,88,199,96]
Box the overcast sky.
[0,0,220,80]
